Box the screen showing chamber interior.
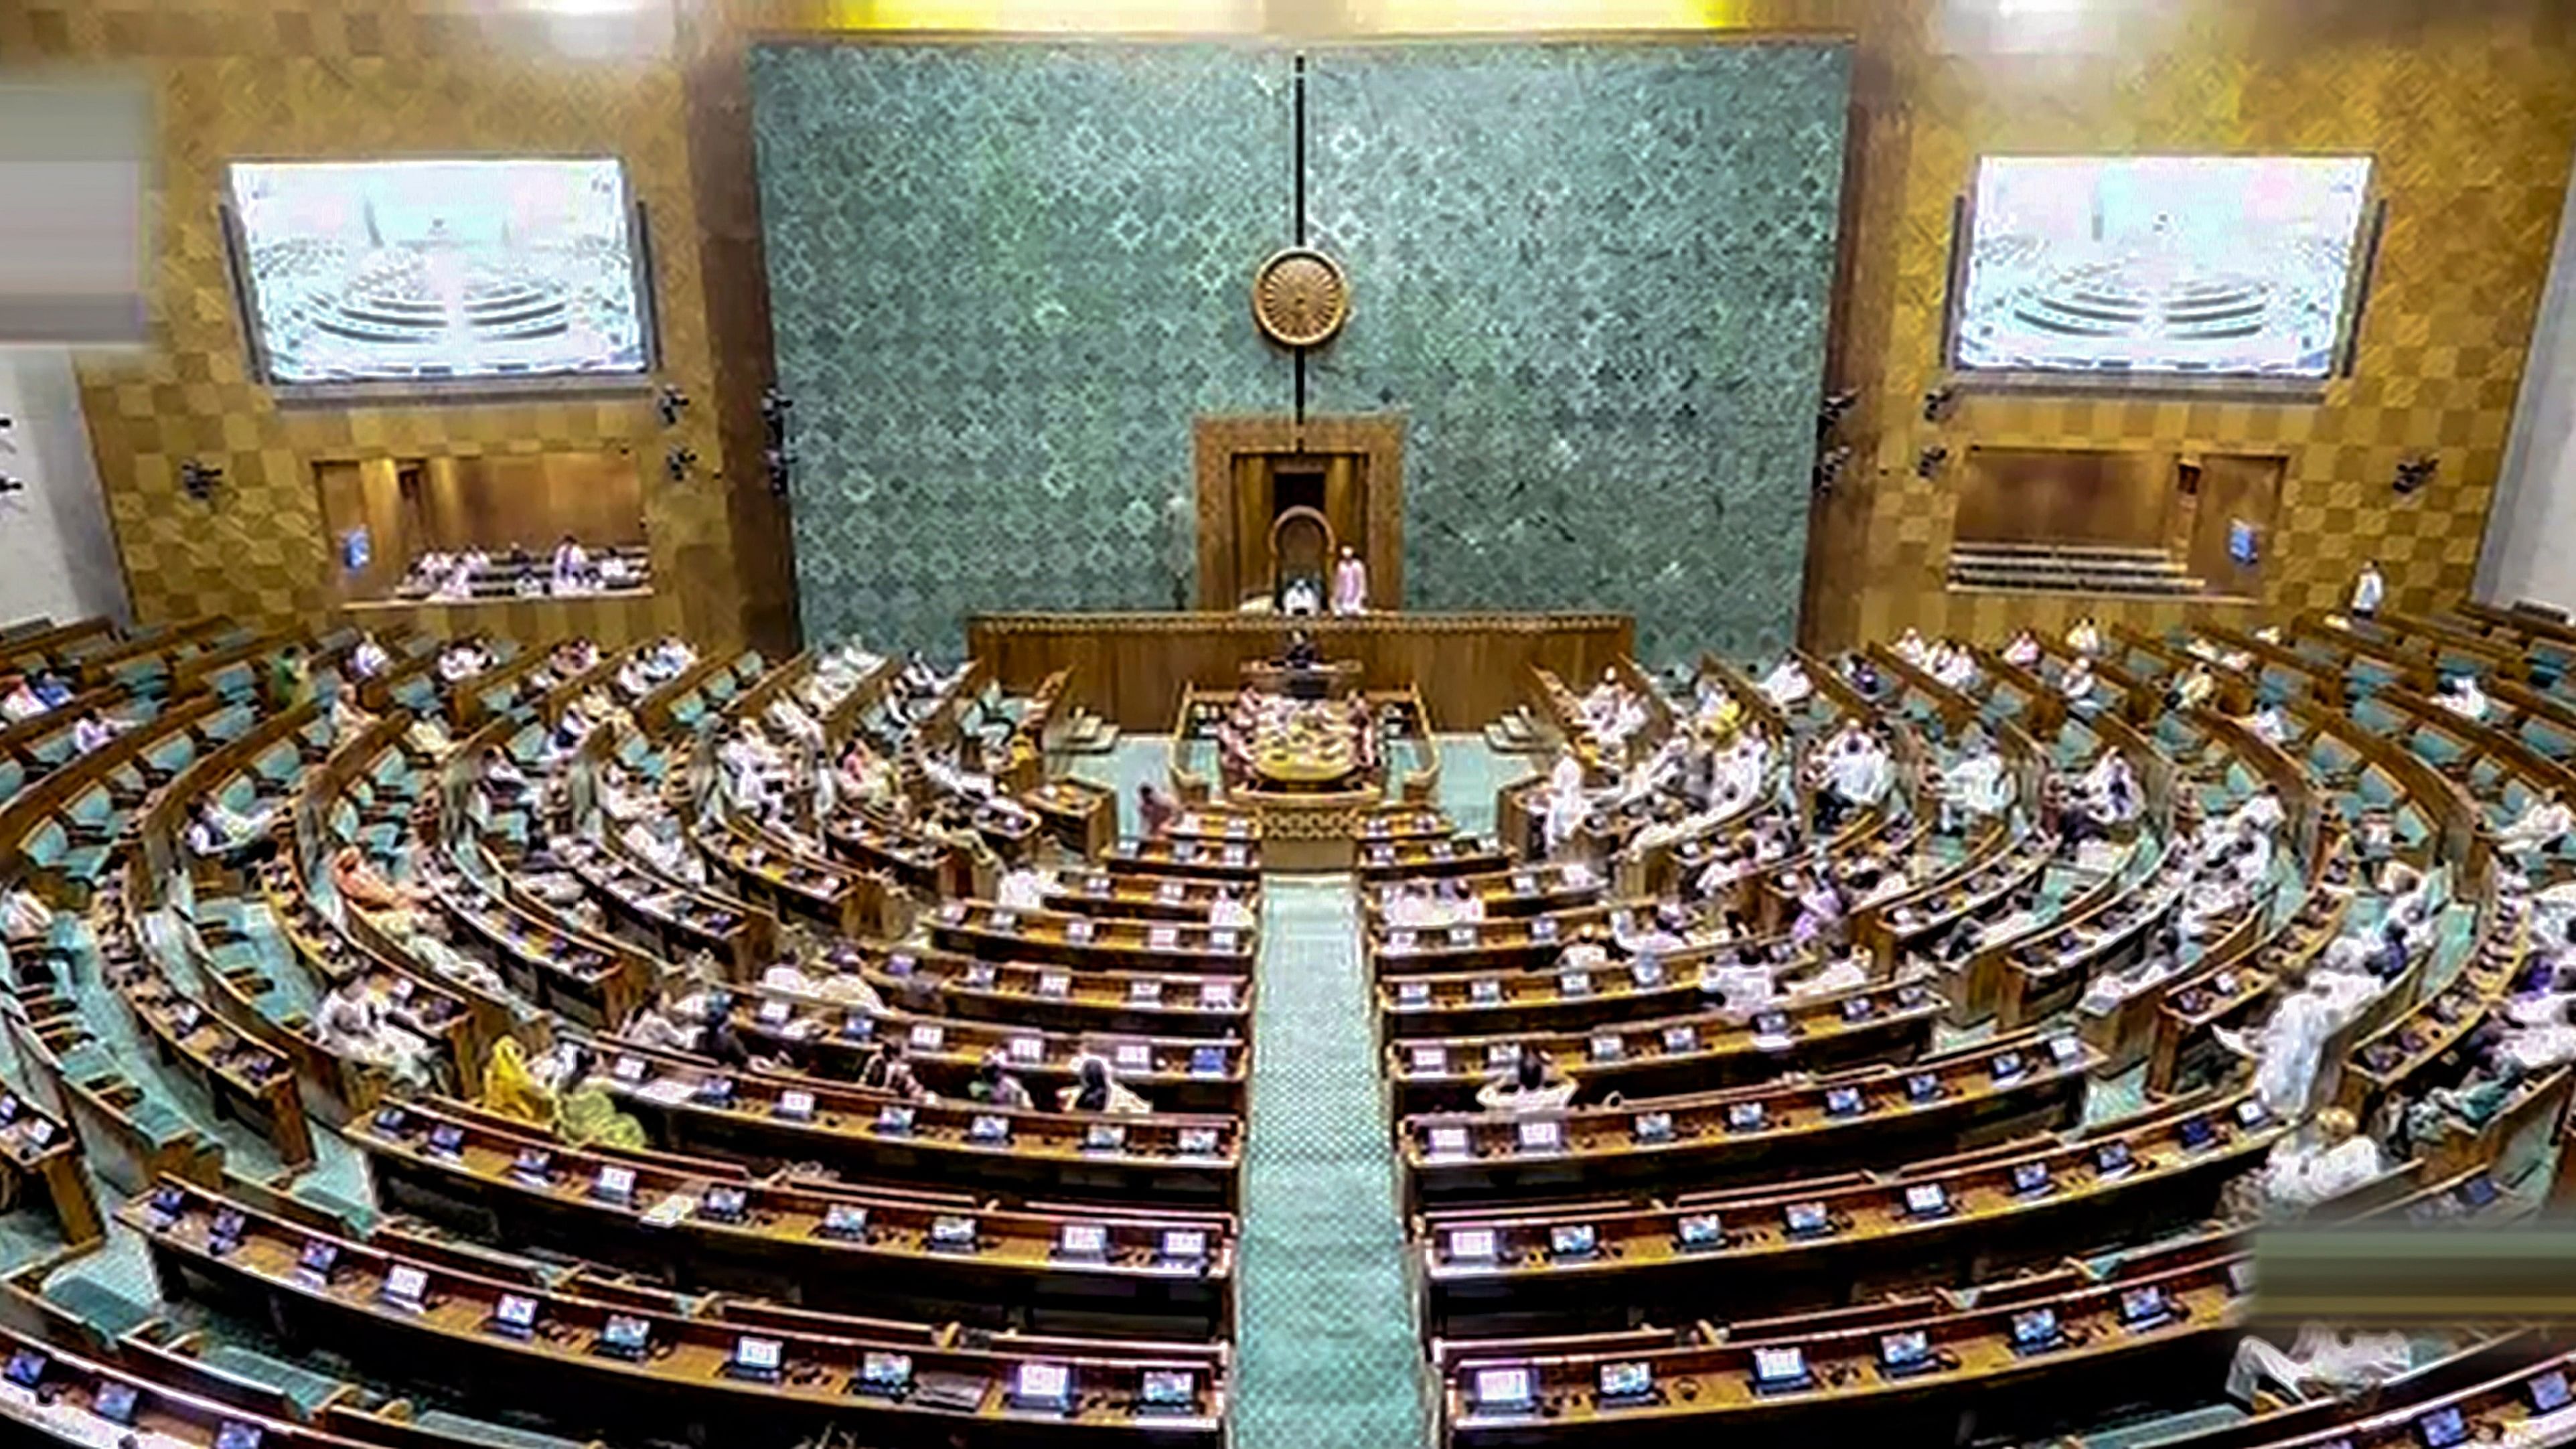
[1953,156,2372,379]
[228,158,649,386]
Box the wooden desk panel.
[966,612,1635,731]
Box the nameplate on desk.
[1037,972,1071,999]
[1529,917,1558,943]
[1114,1042,1152,1074]
[1209,929,1239,952]
[1588,1034,1623,1062]
[1430,841,1454,860]
[1426,1126,1472,1158]
[1199,980,1236,1008]
[1129,979,1164,1010]
[908,1023,945,1052]
[968,1114,1010,1144]
[775,1089,816,1122]
[1083,1122,1127,1153]
[1222,846,1249,866]
[1557,971,1592,997]
[1066,919,1095,943]
[1395,980,1430,1008]
[1387,931,1418,953]
[1516,1118,1565,1154]
[1156,879,1187,903]
[988,911,1018,933]
[1470,978,1503,1004]
[1511,873,1538,895]
[1447,926,1477,948]
[1085,875,1112,897]
[874,1103,915,1136]
[755,999,793,1027]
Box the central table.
[966,611,1635,731]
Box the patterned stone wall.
[750,42,1294,650]
[1304,41,1849,662]
[752,37,1848,660]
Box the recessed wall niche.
[312,448,652,607]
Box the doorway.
[1193,414,1404,611]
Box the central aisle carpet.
[1236,878,1428,1448]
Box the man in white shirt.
[2435,673,2490,721]
[2226,1322,2410,1407]
[2498,790,2574,858]
[2350,560,2385,617]
[1541,749,1590,857]
[1759,656,1811,710]
[0,674,45,722]
[994,864,1050,912]
[350,633,391,679]
[1935,730,2014,833]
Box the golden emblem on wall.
[1252,247,1351,349]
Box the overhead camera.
[1811,445,1853,495]
[764,446,795,498]
[1914,445,1951,480]
[655,385,691,429]
[1817,390,1860,434]
[179,460,224,501]
[1921,384,1960,424]
[665,446,699,483]
[2394,455,2438,496]
[0,474,23,496]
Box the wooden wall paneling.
[1953,447,2176,550]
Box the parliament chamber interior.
[5,1,2576,1447]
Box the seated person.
[70,710,122,755]
[2434,672,2490,721]
[1758,655,1812,710]
[0,673,46,722]
[2242,699,2293,746]
[970,1049,1036,1110]
[994,863,1051,913]
[1061,1053,1152,1114]
[857,1039,935,1102]
[185,797,274,864]
[406,712,455,761]
[2065,616,2103,657]
[481,745,529,800]
[621,992,704,1053]
[1476,1044,1577,1113]
[2496,789,2573,858]
[0,885,54,946]
[623,814,705,887]
[332,846,431,914]
[2001,630,2043,668]
[2080,928,2185,1014]
[2226,1323,2411,1407]
[1209,887,1258,931]
[314,974,434,1087]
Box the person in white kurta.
[2257,1107,2387,1211]
[1936,735,2014,833]
[995,866,1051,913]
[2226,956,2384,1117]
[1541,751,1589,856]
[1759,657,1811,710]
[2350,561,2386,617]
[1331,547,1368,615]
[2497,792,2574,858]
[2226,1323,2410,1406]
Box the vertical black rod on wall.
[1293,52,1308,425]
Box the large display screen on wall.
[225,158,652,391]
[1949,155,2374,382]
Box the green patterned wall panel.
[751,43,1293,650]
[1305,42,1851,663]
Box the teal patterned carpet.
[1236,877,1428,1448]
